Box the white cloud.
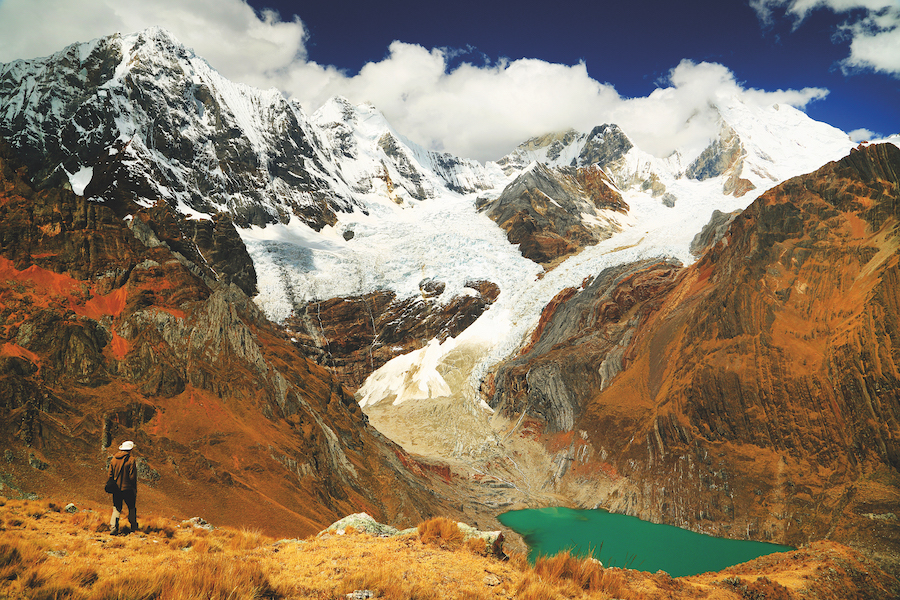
[751,0,896,22]
[279,51,827,161]
[601,60,828,158]
[848,127,876,141]
[750,0,900,76]
[840,8,900,75]
[279,42,623,161]
[0,0,833,162]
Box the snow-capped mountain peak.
[0,27,859,390]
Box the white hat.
[119,441,135,451]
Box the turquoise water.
[497,507,794,577]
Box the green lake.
[497,507,794,577]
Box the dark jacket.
[108,450,137,492]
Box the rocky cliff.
[478,162,628,265]
[0,139,459,537]
[487,143,900,572]
[284,279,500,391]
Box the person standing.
[108,440,138,534]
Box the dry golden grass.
[2,497,653,600]
[417,516,465,549]
[0,495,894,600]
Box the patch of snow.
[68,166,93,196]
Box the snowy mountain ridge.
[0,27,498,231]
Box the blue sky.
[0,0,897,160]
[261,0,898,143]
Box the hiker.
[107,440,138,534]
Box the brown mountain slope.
[488,143,900,572]
[0,139,454,537]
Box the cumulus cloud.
[848,127,877,141]
[279,51,826,161]
[0,0,831,161]
[750,0,900,76]
[277,43,623,161]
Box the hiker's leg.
[110,492,123,533]
[124,490,137,531]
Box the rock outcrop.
[689,209,742,257]
[478,163,628,265]
[0,139,458,537]
[687,122,755,197]
[285,280,501,391]
[487,143,900,572]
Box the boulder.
[320,512,412,538]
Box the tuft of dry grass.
[515,572,565,600]
[417,516,464,550]
[87,554,284,600]
[69,510,108,534]
[528,550,636,598]
[342,562,432,600]
[464,536,489,556]
[508,550,531,572]
[226,527,272,551]
[140,516,177,539]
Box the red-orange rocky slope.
[0,138,456,538]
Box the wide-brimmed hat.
[118,441,135,451]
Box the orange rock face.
[489,144,900,572]
[0,139,453,538]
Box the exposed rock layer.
[487,259,681,432]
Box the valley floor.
[1,496,898,600]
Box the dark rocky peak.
[478,163,627,265]
[0,35,123,189]
[127,26,195,63]
[574,124,633,168]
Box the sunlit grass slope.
[0,497,896,599]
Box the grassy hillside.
[1,496,898,600]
